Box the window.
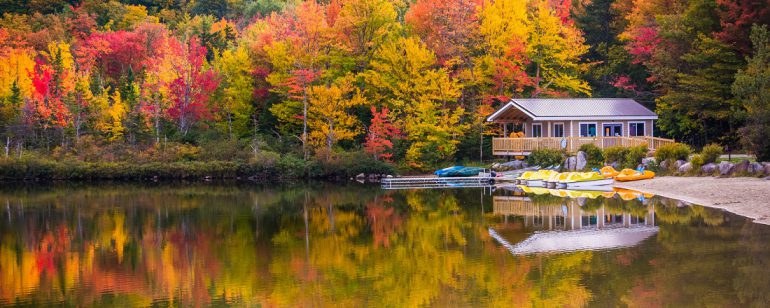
[579,123,597,137]
[603,123,622,136]
[531,123,543,137]
[553,123,564,137]
[630,122,646,136]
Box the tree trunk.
[4,136,9,158]
[302,90,308,161]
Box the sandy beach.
[615,176,770,225]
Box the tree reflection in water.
[0,183,769,306]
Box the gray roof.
[487,98,658,121]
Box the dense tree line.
[1,0,769,170]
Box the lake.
[1,183,769,306]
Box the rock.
[610,161,619,169]
[678,162,693,173]
[718,161,734,176]
[355,173,365,179]
[522,161,529,168]
[576,151,587,171]
[728,159,750,175]
[673,160,686,170]
[498,160,525,170]
[491,163,501,170]
[642,157,656,168]
[749,162,764,174]
[763,162,770,176]
[701,163,717,174]
[564,156,577,171]
[386,175,394,178]
[660,160,669,170]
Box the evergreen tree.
[733,25,770,161]
[657,35,744,146]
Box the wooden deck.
[492,136,675,156]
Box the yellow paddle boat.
[614,169,655,182]
[523,170,559,187]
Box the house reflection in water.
[489,187,658,255]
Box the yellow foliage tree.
[307,76,367,157]
[364,36,466,169]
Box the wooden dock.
[381,176,495,190]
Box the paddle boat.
[614,168,655,182]
[523,170,559,187]
[557,172,614,189]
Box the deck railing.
[492,136,675,155]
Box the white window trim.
[578,122,598,137]
[531,122,543,137]
[628,121,646,137]
[551,122,565,138]
[601,122,624,137]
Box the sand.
[615,176,770,225]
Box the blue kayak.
[434,166,464,176]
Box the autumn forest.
[1,0,769,174]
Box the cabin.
[486,98,675,156]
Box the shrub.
[527,149,563,168]
[654,143,692,164]
[701,143,723,164]
[690,154,704,173]
[578,143,604,169]
[604,146,629,167]
[624,145,649,169]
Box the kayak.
[558,172,614,189]
[614,169,655,182]
[434,166,464,176]
[442,167,485,177]
[599,166,619,178]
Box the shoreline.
[614,176,770,225]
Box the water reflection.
[0,183,769,306]
[490,187,658,255]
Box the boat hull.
[558,178,615,189]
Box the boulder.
[576,151,587,171]
[660,160,670,170]
[701,163,717,174]
[564,156,577,171]
[678,162,693,173]
[642,157,656,168]
[763,162,770,176]
[674,160,687,170]
[610,161,619,169]
[728,159,750,175]
[718,161,734,176]
[749,162,765,174]
[522,161,529,168]
[498,160,525,170]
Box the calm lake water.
[1,183,770,306]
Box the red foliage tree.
[364,106,401,161]
[27,58,70,129]
[715,0,770,55]
[405,0,481,64]
[165,37,221,135]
